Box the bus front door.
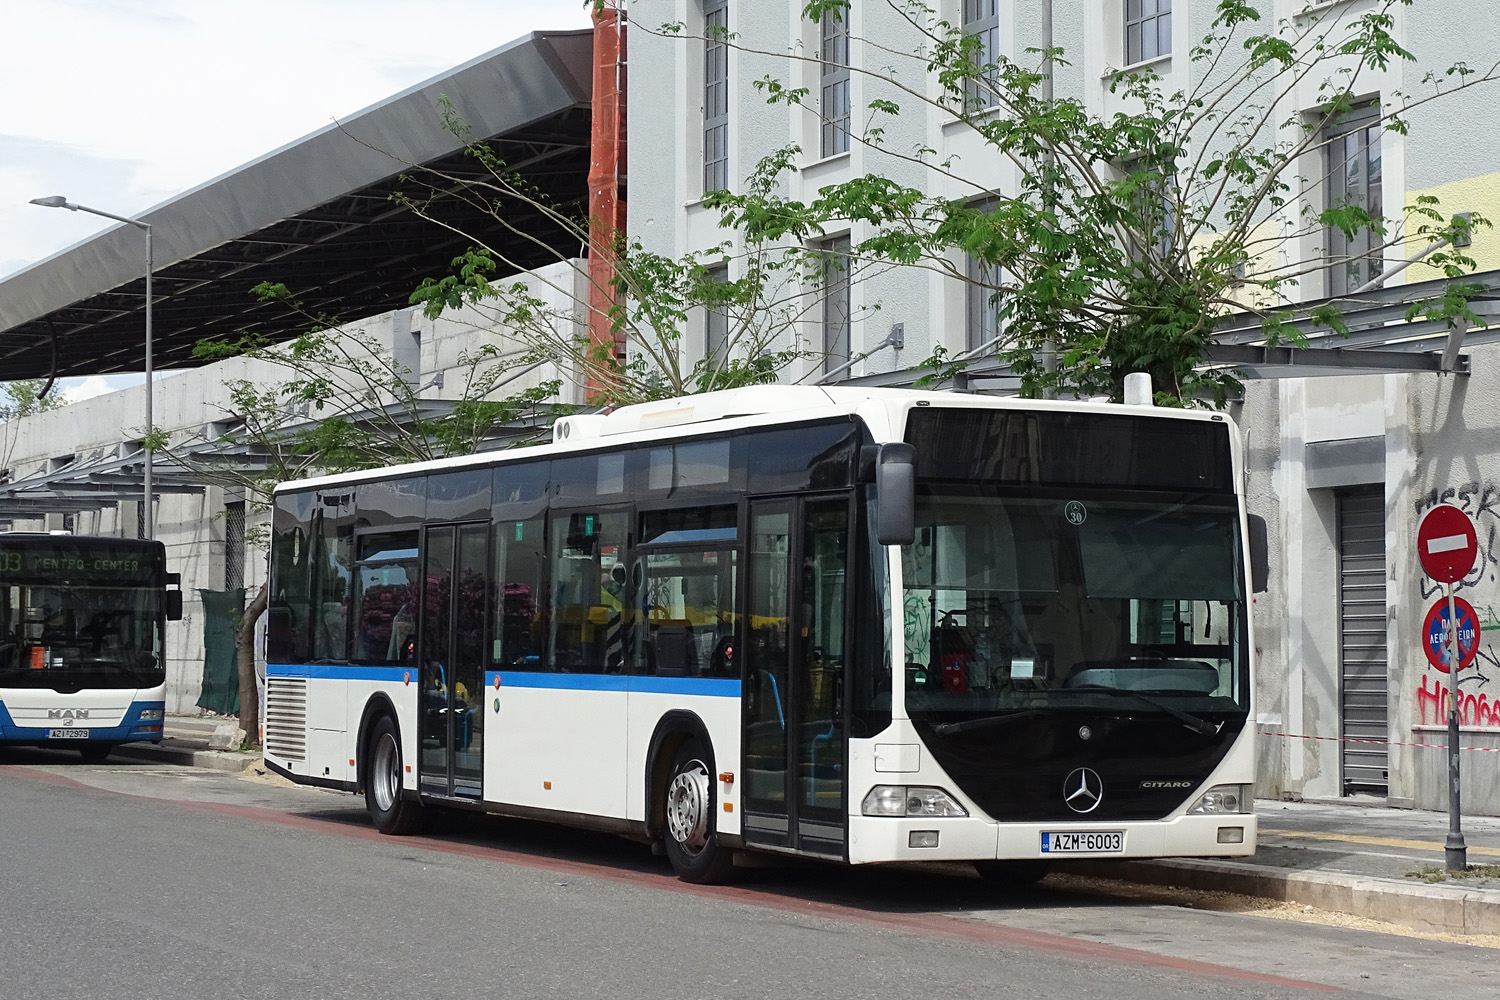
[741,497,849,859]
[418,523,488,798]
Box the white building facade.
[625,0,1500,812]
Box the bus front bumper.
[0,701,167,745]
[847,811,1258,865]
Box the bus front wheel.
[974,860,1049,888]
[364,715,426,835]
[662,737,734,884]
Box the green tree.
[378,98,882,404]
[0,379,66,421]
[650,0,1497,404]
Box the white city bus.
[263,386,1265,883]
[0,533,183,760]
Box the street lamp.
[29,196,155,539]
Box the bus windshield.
[901,491,1248,717]
[0,542,165,691]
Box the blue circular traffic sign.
[1423,597,1480,672]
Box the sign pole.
[1416,503,1477,874]
[1444,582,1468,872]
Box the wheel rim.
[665,757,712,854]
[372,732,400,812]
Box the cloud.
[0,0,593,273]
[60,376,120,404]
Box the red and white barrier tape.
[1258,729,1500,754]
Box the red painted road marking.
[2,766,1339,992]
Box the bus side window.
[548,510,629,673]
[493,517,547,671]
[640,548,738,678]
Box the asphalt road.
[2,749,1496,1000]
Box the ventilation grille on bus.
[265,677,308,761]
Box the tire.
[661,736,734,884]
[974,860,1050,888]
[78,744,113,763]
[364,715,427,835]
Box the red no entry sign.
[1417,504,1478,584]
[1423,597,1480,672]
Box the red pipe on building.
[587,3,627,402]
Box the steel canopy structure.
[837,269,1499,393]
[0,29,593,383]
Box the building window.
[963,0,1000,110]
[821,235,853,377]
[1325,107,1384,296]
[965,199,1002,353]
[704,0,730,192]
[705,264,730,363]
[821,7,851,155]
[225,500,246,591]
[1124,0,1171,66]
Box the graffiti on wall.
[1413,485,1500,729]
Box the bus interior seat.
[651,621,697,676]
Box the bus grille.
[265,677,308,761]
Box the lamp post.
[29,196,154,539]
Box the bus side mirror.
[1247,513,1269,594]
[876,443,916,546]
[166,589,184,621]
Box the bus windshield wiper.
[1067,684,1222,736]
[931,709,1048,736]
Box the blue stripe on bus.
[484,672,741,698]
[265,665,741,698]
[265,664,411,681]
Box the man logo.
[1064,768,1103,814]
[47,709,90,720]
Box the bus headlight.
[138,708,164,721]
[1188,784,1250,815]
[861,786,968,817]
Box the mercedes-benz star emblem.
[1063,767,1104,814]
[1078,725,1092,740]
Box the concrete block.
[208,723,246,750]
[1350,878,1470,933]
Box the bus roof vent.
[1123,372,1154,406]
[552,414,608,444]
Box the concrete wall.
[1245,340,1500,815]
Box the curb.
[109,741,259,774]
[1064,857,1500,936]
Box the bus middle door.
[418,523,489,799]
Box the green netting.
[197,588,245,715]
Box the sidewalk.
[1066,798,1500,936]
[125,717,1500,937]
[110,714,258,773]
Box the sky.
[0,0,594,402]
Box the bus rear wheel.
[662,737,734,884]
[364,715,426,835]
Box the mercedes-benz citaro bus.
[263,386,1267,884]
[0,533,183,760]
